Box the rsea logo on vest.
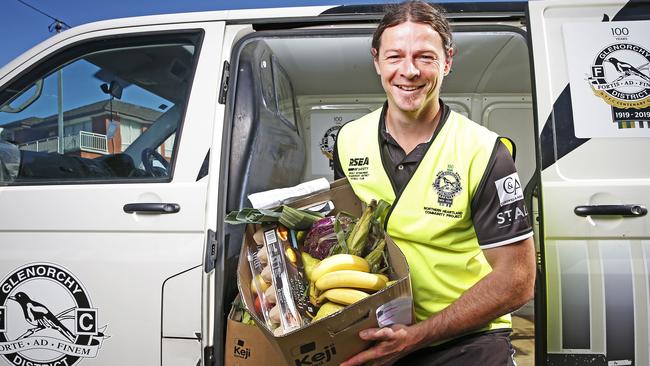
[347,157,370,180]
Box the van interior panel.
[229,28,533,204]
[222,28,535,316]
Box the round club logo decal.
[433,165,462,207]
[0,263,108,366]
[320,125,342,161]
[588,42,650,109]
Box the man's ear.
[371,48,381,75]
[443,48,454,76]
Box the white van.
[0,0,648,365]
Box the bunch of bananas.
[303,253,389,321]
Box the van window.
[0,34,200,185]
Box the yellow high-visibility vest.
[337,107,511,335]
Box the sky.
[0,0,503,68]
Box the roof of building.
[3,100,163,131]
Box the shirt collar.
[379,100,451,145]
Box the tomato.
[254,295,263,314]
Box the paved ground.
[511,300,535,366]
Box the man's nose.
[401,58,420,79]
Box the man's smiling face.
[373,21,452,117]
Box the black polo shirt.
[333,101,449,194]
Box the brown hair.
[372,1,453,57]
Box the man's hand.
[340,323,425,366]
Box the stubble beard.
[395,79,439,115]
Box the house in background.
[0,100,171,159]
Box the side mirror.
[0,79,44,113]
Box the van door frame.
[524,5,547,365]
[212,4,538,365]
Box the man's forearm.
[410,238,536,348]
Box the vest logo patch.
[433,165,462,207]
[347,157,369,180]
[495,173,523,207]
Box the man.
[333,1,536,365]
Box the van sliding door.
[529,1,650,365]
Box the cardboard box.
[224,302,284,366]
[237,179,412,366]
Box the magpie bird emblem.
[433,167,462,207]
[605,57,650,83]
[0,263,109,366]
[8,292,76,342]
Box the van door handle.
[123,203,180,214]
[574,204,647,217]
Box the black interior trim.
[524,5,547,365]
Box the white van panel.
[162,266,202,338]
[226,5,333,20]
[161,338,201,366]
[0,184,206,232]
[548,140,650,180]
[297,95,382,181]
[529,0,628,130]
[0,21,225,366]
[0,232,202,365]
[530,1,649,365]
